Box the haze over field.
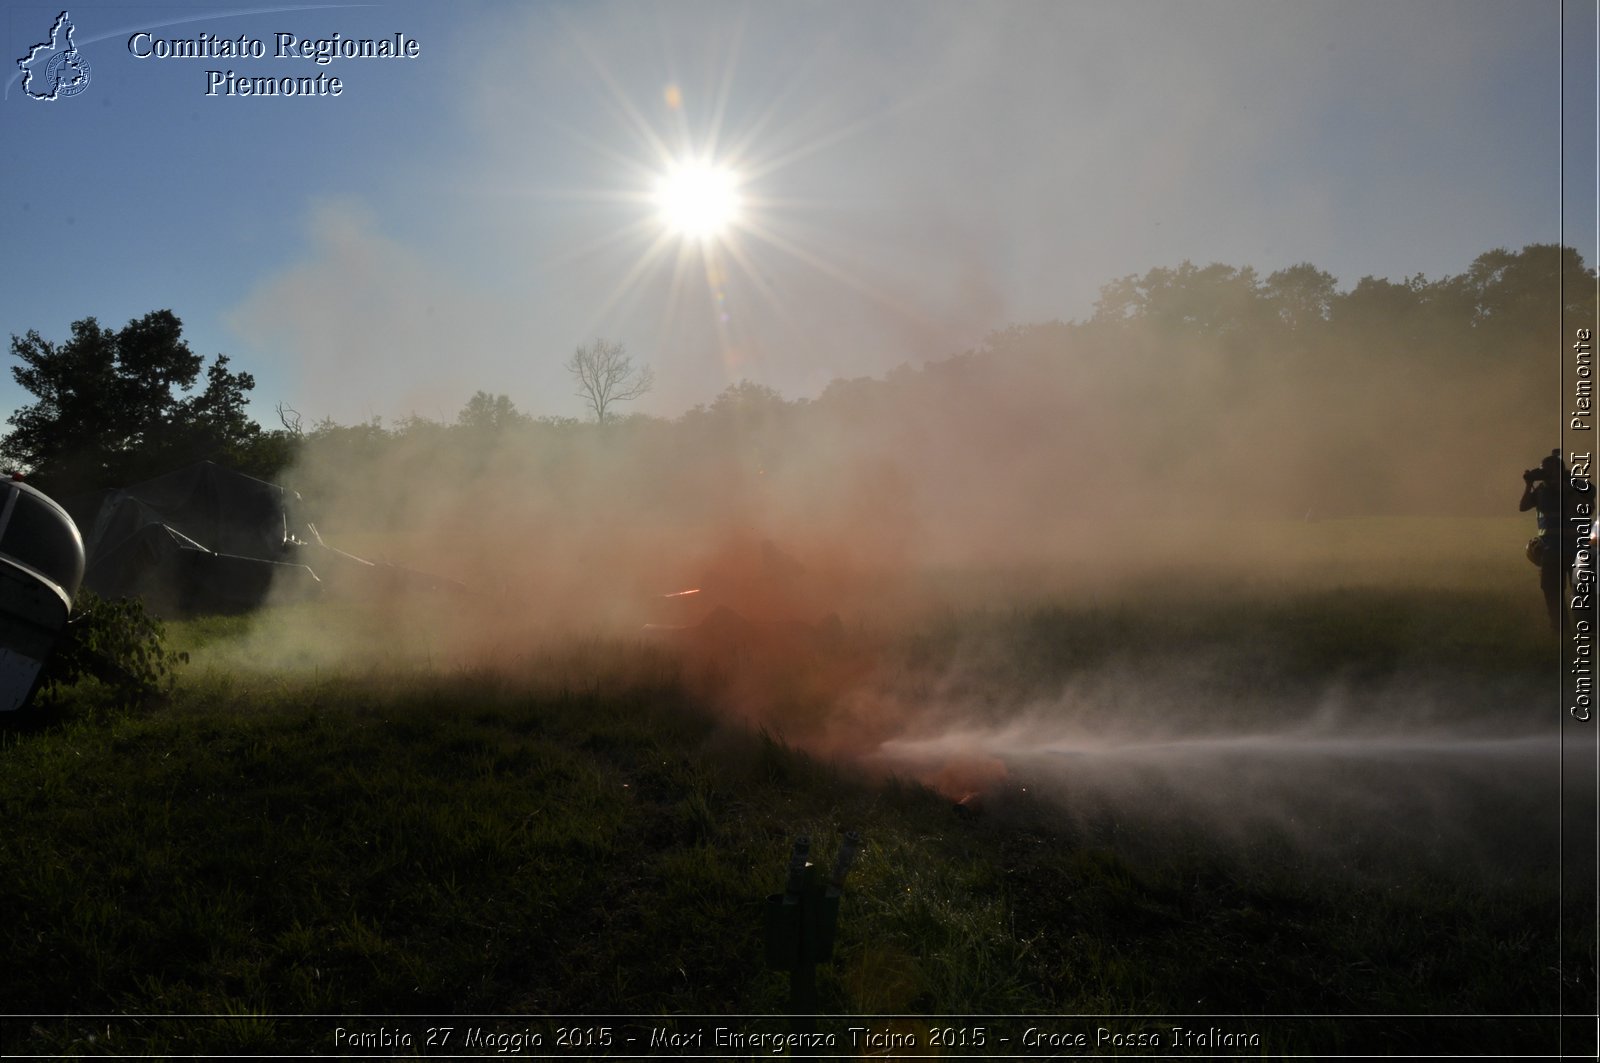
[6,0,1593,870]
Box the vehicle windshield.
[0,489,85,594]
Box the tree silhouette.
[565,339,653,425]
[457,390,528,433]
[1262,263,1338,331]
[3,310,262,493]
[1091,261,1265,334]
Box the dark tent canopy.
[66,462,318,615]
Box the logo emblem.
[18,11,92,101]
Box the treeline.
[289,242,1591,527]
[6,243,1590,525]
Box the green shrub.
[38,590,189,706]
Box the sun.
[530,34,922,368]
[654,160,741,243]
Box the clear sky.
[1,0,1591,427]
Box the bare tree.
[276,402,304,438]
[566,339,654,425]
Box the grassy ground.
[1,521,1593,1058]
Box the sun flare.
[542,34,916,365]
[654,161,741,242]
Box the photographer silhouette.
[1520,449,1592,632]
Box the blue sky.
[1,0,1591,427]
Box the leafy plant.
[38,590,188,706]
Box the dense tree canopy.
[456,390,529,434]
[2,310,273,495]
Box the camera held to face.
[1525,449,1563,484]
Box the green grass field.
[1,519,1593,1058]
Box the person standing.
[1521,449,1593,632]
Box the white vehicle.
[0,479,85,712]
